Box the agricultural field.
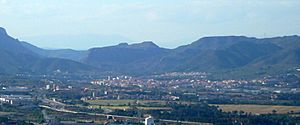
[84,100,173,111]
[88,105,172,110]
[214,104,300,114]
[85,99,167,106]
[85,99,196,106]
[0,111,13,116]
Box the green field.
[0,111,13,116]
[214,104,300,114]
[85,99,167,106]
[85,99,197,106]
[88,105,171,110]
[85,99,173,111]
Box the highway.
[39,104,212,125]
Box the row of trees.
[110,102,300,125]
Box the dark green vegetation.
[0,104,44,124]
[97,101,300,125]
[0,117,33,125]
[151,103,300,125]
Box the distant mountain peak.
[118,43,129,46]
[141,41,157,45]
[113,41,160,49]
[187,36,258,50]
[0,27,8,35]
[198,36,254,42]
[131,41,159,49]
[262,35,300,40]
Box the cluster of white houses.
[0,95,33,105]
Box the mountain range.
[1,27,299,77]
[0,27,95,74]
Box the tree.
[272,109,277,114]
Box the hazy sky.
[1,0,300,49]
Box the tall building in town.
[46,85,50,90]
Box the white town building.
[145,116,154,125]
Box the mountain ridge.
[0,27,97,74]
[1,27,299,76]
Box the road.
[39,104,212,125]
